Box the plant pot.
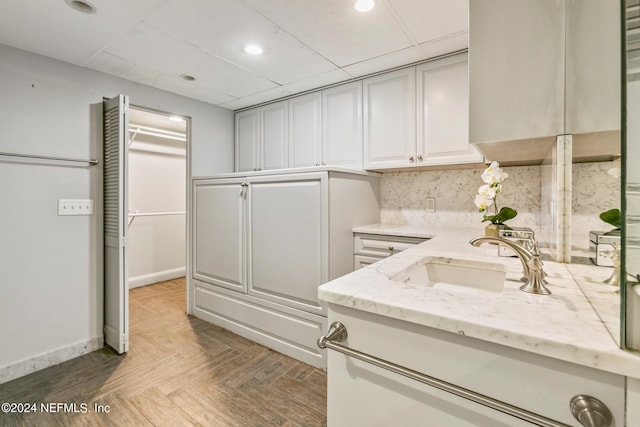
[485,223,509,237]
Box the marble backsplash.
[380,160,621,254]
[380,165,542,232]
[572,160,621,252]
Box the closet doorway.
[127,107,188,290]
[103,98,190,354]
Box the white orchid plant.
[474,161,517,225]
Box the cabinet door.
[248,173,327,315]
[289,92,322,168]
[469,0,564,144]
[417,55,483,166]
[364,67,416,169]
[261,101,288,170]
[235,109,260,172]
[322,81,363,169]
[565,0,620,135]
[192,178,246,292]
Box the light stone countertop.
[319,224,640,379]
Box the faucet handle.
[519,241,552,295]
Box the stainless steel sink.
[390,256,507,294]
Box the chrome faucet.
[469,236,551,295]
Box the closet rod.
[128,211,185,217]
[0,151,99,166]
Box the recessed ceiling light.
[244,44,264,56]
[180,74,196,81]
[168,115,185,122]
[65,0,96,14]
[354,0,375,12]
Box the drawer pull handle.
[570,395,613,427]
[388,246,394,252]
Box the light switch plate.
[58,199,93,216]
[425,197,436,213]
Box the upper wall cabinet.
[363,67,417,169]
[235,101,288,172]
[322,81,363,169]
[564,0,620,157]
[469,0,565,147]
[235,109,260,172]
[417,54,483,166]
[469,0,620,163]
[289,92,322,168]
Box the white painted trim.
[128,267,185,289]
[0,337,103,385]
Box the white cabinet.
[565,0,620,136]
[363,67,417,169]
[235,109,260,173]
[364,55,481,170]
[354,233,427,269]
[191,170,380,368]
[192,177,246,292]
[469,0,565,146]
[262,101,288,170]
[248,174,326,314]
[289,92,322,168]
[322,81,363,169]
[326,303,625,426]
[469,0,619,161]
[235,101,288,172]
[417,54,483,166]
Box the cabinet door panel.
[235,110,260,172]
[262,101,288,170]
[289,92,322,168]
[193,179,246,292]
[364,67,416,169]
[248,174,327,314]
[323,81,363,169]
[417,55,483,165]
[469,0,564,144]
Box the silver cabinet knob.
[388,246,394,252]
[409,156,415,162]
[570,395,613,427]
[417,154,423,162]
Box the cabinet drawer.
[354,233,427,258]
[327,304,625,426]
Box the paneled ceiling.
[0,0,468,110]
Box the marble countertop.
[319,224,640,379]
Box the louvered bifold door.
[103,94,129,354]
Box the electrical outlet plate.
[425,197,436,213]
[58,199,93,216]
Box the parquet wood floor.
[0,278,327,426]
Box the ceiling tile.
[342,46,429,78]
[85,52,236,106]
[221,68,353,110]
[420,33,468,60]
[387,0,468,44]
[103,24,278,99]
[0,0,164,65]
[146,0,337,85]
[240,0,415,67]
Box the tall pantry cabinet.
[191,169,380,368]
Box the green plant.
[599,208,621,230]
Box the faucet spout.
[469,236,551,295]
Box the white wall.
[128,141,186,288]
[0,43,233,383]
